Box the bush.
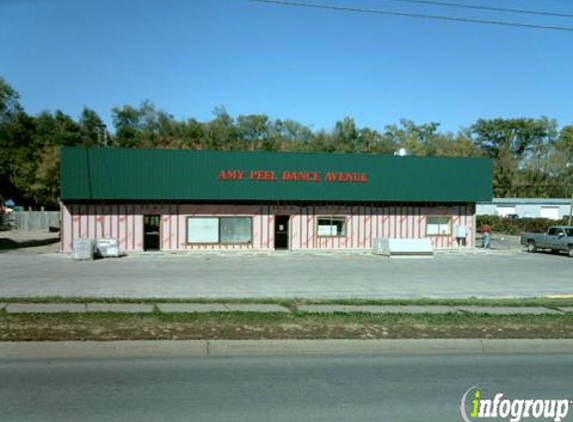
[476,215,570,236]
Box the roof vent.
[394,148,409,157]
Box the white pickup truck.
[520,226,573,257]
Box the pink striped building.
[60,148,492,253]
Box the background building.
[477,198,572,220]
[60,147,492,252]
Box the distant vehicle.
[520,226,573,257]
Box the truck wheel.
[568,247,573,258]
[527,241,537,253]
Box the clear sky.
[1,0,572,133]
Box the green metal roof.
[60,147,492,202]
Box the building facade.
[477,198,572,220]
[60,147,492,252]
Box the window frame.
[186,216,253,245]
[220,216,253,244]
[316,215,347,238]
[425,215,453,237]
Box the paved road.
[0,250,572,299]
[1,354,572,422]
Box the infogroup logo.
[460,387,571,422]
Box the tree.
[446,129,483,157]
[542,125,573,196]
[471,118,558,196]
[28,146,60,207]
[382,120,441,156]
[0,77,23,124]
[205,107,238,150]
[0,79,35,206]
[3,113,39,206]
[79,108,107,146]
[236,114,270,149]
[34,110,82,147]
[112,104,143,147]
[357,128,394,154]
[4,76,573,205]
[274,119,314,151]
[471,118,556,158]
[556,125,573,157]
[177,118,206,149]
[332,117,360,153]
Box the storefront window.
[317,216,346,236]
[187,217,252,244]
[220,217,252,243]
[187,217,219,243]
[426,216,452,236]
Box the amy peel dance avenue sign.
[460,387,571,422]
[217,169,369,183]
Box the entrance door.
[274,215,290,250]
[143,215,161,251]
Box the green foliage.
[0,77,23,123]
[471,117,560,197]
[0,79,110,208]
[79,107,107,146]
[559,126,573,152]
[476,215,569,236]
[1,76,572,208]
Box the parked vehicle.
[520,226,573,257]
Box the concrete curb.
[2,302,566,314]
[1,339,572,360]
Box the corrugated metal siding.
[61,147,493,202]
[62,202,475,252]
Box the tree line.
[1,77,572,209]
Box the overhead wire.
[230,0,573,32]
[373,0,573,19]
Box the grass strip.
[1,312,571,341]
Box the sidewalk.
[1,302,570,314]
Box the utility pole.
[96,125,108,147]
[568,162,573,226]
[569,187,572,226]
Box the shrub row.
[476,215,570,236]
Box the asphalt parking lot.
[0,247,571,299]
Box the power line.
[231,0,573,32]
[375,0,573,19]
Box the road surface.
[1,353,572,421]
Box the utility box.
[73,238,96,260]
[96,238,120,257]
[372,238,390,255]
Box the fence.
[6,211,60,231]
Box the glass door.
[143,215,161,251]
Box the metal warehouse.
[60,147,492,252]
